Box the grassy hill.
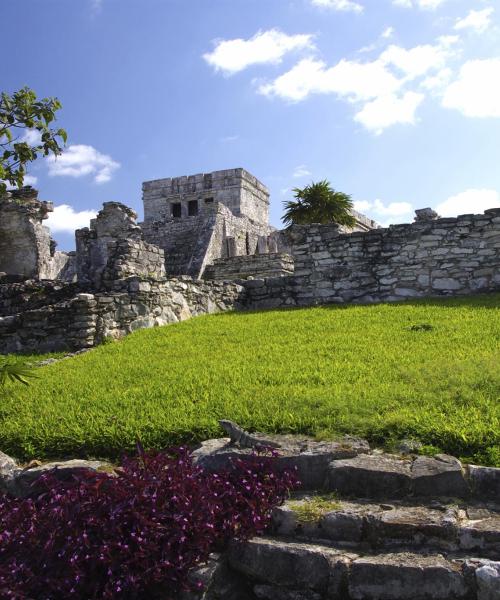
[2,294,499,465]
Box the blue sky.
[4,0,500,249]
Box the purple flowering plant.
[0,446,298,599]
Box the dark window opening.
[171,203,182,218]
[188,200,199,216]
[204,197,214,204]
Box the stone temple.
[2,166,499,354]
[140,168,378,279]
[0,167,379,284]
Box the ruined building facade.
[0,167,499,353]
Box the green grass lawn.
[2,294,499,465]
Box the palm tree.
[282,180,356,228]
[0,360,34,388]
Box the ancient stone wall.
[0,277,245,353]
[0,187,72,281]
[0,280,81,318]
[76,202,165,289]
[142,168,270,227]
[204,253,294,281]
[245,208,500,309]
[141,203,271,279]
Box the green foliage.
[1,294,499,465]
[289,493,341,524]
[0,87,67,193]
[282,180,356,228]
[0,360,35,387]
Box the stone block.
[326,455,412,499]
[432,278,462,290]
[468,465,500,501]
[411,455,469,498]
[348,553,469,599]
[9,459,107,498]
[476,561,500,600]
[228,538,350,594]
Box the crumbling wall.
[245,208,500,308]
[204,253,294,281]
[76,202,165,289]
[0,277,245,353]
[141,203,271,279]
[0,188,53,280]
[0,187,76,282]
[142,168,270,227]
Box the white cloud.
[436,189,500,217]
[310,0,363,13]
[259,57,401,102]
[45,204,98,233]
[381,26,395,39]
[259,34,458,133]
[353,198,413,224]
[380,39,458,80]
[21,129,42,145]
[372,198,413,217]
[421,67,452,91]
[353,199,372,212]
[393,0,447,9]
[24,175,38,186]
[354,92,424,134]
[203,29,314,75]
[293,165,312,178]
[454,8,494,34]
[442,58,500,118]
[47,144,120,184]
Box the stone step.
[227,536,500,600]
[193,435,500,501]
[272,496,500,560]
[326,453,500,501]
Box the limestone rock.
[11,459,108,498]
[326,455,412,499]
[349,552,469,599]
[468,465,500,501]
[254,584,321,600]
[0,450,21,495]
[193,435,370,490]
[228,537,351,595]
[411,454,469,497]
[476,561,500,600]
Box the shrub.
[0,446,298,599]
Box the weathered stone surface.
[411,454,469,497]
[254,584,321,600]
[468,465,500,501]
[193,435,370,490]
[475,561,500,600]
[0,450,21,494]
[459,514,500,556]
[0,277,246,353]
[367,505,458,549]
[326,455,412,499]
[348,553,469,599]
[0,187,72,281]
[228,538,351,593]
[245,208,500,310]
[204,253,294,281]
[11,459,106,498]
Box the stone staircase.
[193,437,500,600]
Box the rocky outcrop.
[191,434,500,600]
[1,436,499,599]
[245,208,500,309]
[0,187,73,281]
